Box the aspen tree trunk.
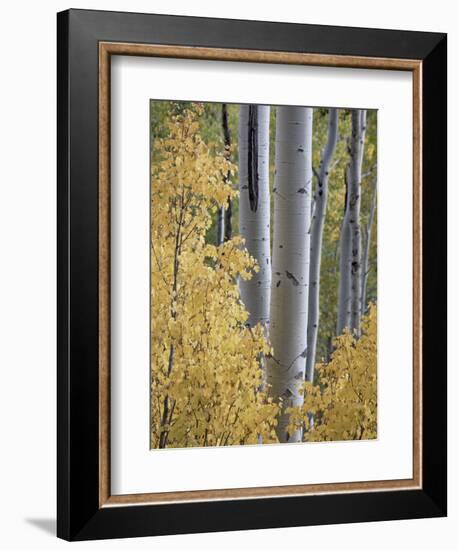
[216,207,225,245]
[361,176,377,316]
[238,104,271,329]
[305,108,338,383]
[337,109,366,335]
[349,110,367,334]
[267,106,313,443]
[337,172,352,335]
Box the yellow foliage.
[287,305,377,441]
[151,106,279,448]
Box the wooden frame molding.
[98,41,423,508]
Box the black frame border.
[57,9,447,541]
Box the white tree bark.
[361,176,377,316]
[238,105,271,329]
[305,108,338,383]
[216,207,225,245]
[337,109,366,335]
[267,106,313,443]
[337,171,352,335]
[349,110,367,334]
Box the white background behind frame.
[110,55,413,496]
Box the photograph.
[150,100,378,449]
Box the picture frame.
[57,8,447,541]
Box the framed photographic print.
[57,9,447,541]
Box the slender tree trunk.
[349,110,367,334]
[337,170,352,334]
[216,207,225,245]
[238,105,271,329]
[361,176,377,316]
[221,103,233,242]
[305,108,338,383]
[267,106,313,443]
[337,109,366,335]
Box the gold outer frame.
[98,42,422,508]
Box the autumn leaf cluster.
[151,107,279,448]
[287,304,377,441]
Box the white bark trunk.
[361,176,377,316]
[305,108,338,382]
[216,207,225,245]
[337,109,367,335]
[238,105,271,329]
[349,110,367,334]
[267,106,313,443]
[337,171,352,334]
